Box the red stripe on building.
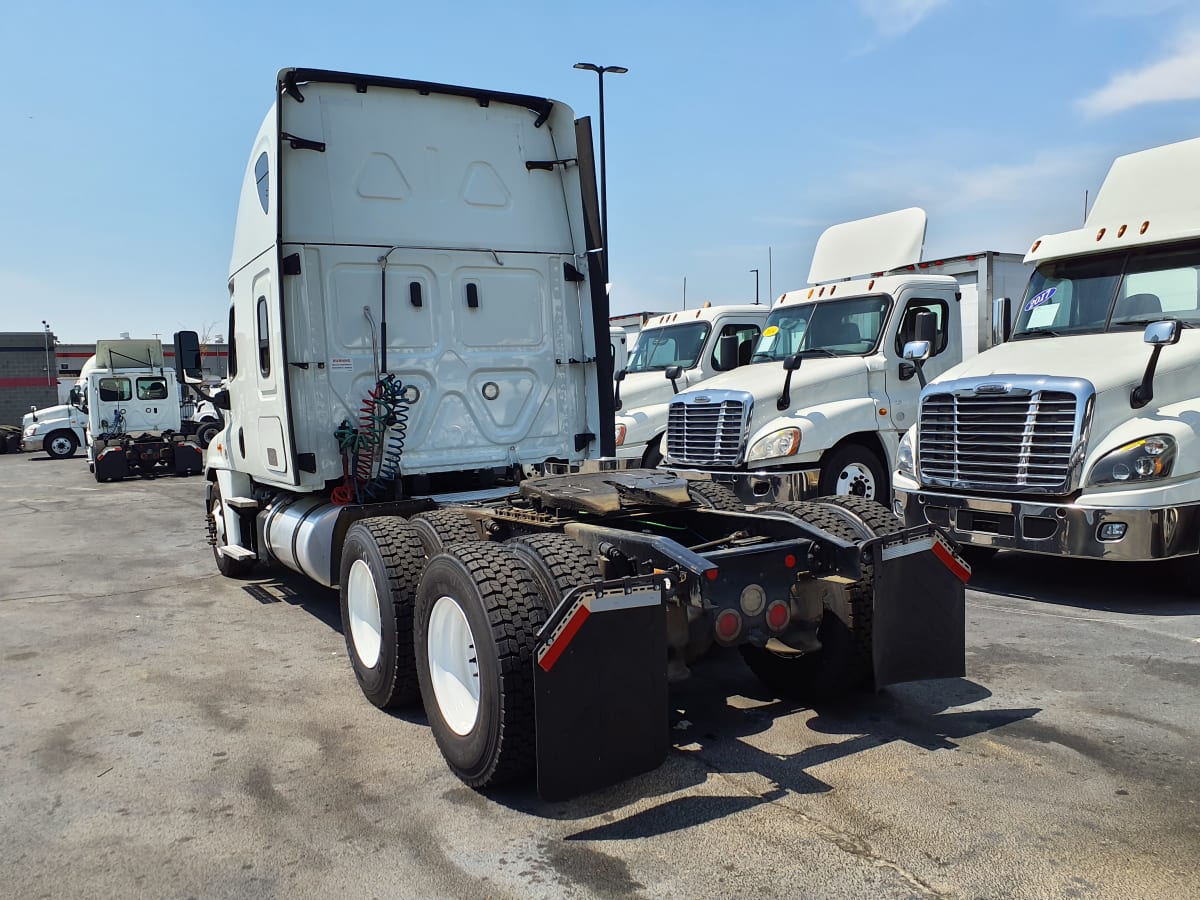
[0,377,56,388]
[537,604,591,672]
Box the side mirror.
[29,404,38,422]
[717,333,739,370]
[173,330,203,384]
[777,353,802,410]
[665,365,683,394]
[212,388,232,411]
[901,340,931,388]
[903,339,931,361]
[1144,320,1181,346]
[613,368,626,411]
[914,309,937,346]
[68,387,80,406]
[991,296,1012,345]
[1132,319,1182,409]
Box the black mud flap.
[95,447,129,480]
[173,441,203,476]
[869,526,969,687]
[534,582,668,801]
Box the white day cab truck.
[613,304,770,467]
[21,356,97,459]
[894,136,1200,589]
[662,208,1031,504]
[84,339,205,481]
[23,351,223,460]
[192,67,970,800]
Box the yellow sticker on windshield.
[762,325,779,337]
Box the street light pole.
[41,320,52,387]
[574,62,627,270]
[749,269,760,304]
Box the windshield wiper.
[1014,327,1065,338]
[799,348,839,358]
[1115,317,1195,329]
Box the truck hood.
[23,404,73,429]
[675,356,870,412]
[939,331,1199,394]
[617,370,678,412]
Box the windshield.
[1013,243,1200,338]
[624,322,711,372]
[752,295,890,362]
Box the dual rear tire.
[339,515,595,788]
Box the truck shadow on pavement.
[497,651,1037,837]
[967,551,1200,615]
[238,568,1039,830]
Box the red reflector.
[715,610,741,641]
[918,262,929,268]
[705,568,719,581]
[765,601,790,631]
[783,553,797,568]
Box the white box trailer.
[192,67,970,800]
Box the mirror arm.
[777,355,801,411]
[1130,345,1165,409]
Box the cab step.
[225,496,258,510]
[219,545,256,561]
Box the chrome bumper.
[20,436,42,452]
[893,487,1200,561]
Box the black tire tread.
[45,430,78,460]
[813,494,904,537]
[687,480,744,511]
[346,516,426,708]
[411,509,479,556]
[422,543,547,787]
[508,533,600,612]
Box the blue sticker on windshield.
[1024,287,1056,312]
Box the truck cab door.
[704,319,765,379]
[883,290,960,430]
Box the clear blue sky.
[4,0,1199,342]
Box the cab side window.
[711,322,763,371]
[136,377,169,400]
[895,299,950,356]
[98,377,132,402]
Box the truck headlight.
[896,427,916,479]
[615,423,627,446]
[1087,434,1176,486]
[747,427,801,462]
[24,425,38,437]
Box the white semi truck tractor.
[893,136,1200,587]
[613,304,770,468]
[662,208,1030,504]
[85,339,205,481]
[191,67,971,800]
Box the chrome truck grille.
[917,377,1093,494]
[665,390,753,467]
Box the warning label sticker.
[330,357,353,371]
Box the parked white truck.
[192,67,970,800]
[84,338,204,481]
[613,304,770,467]
[21,357,97,459]
[662,208,1030,503]
[893,136,1200,583]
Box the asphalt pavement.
[2,450,1198,899]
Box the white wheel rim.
[51,437,72,455]
[428,595,481,736]
[346,559,383,669]
[835,462,876,499]
[211,499,227,545]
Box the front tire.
[818,443,887,504]
[415,543,545,788]
[196,420,221,449]
[208,483,255,578]
[339,518,426,709]
[45,431,78,460]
